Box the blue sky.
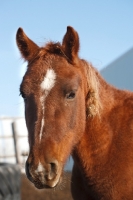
[0,0,133,116]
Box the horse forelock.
[45,42,70,60]
[27,41,71,69]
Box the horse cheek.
[69,97,86,143]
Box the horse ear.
[16,28,39,62]
[62,26,80,63]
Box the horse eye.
[20,91,27,100]
[66,91,76,99]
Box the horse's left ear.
[16,28,39,62]
[62,26,80,63]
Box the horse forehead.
[22,55,82,90]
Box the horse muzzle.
[25,160,62,189]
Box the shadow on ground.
[21,172,73,200]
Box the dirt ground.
[21,172,73,200]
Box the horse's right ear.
[62,26,80,64]
[16,28,39,62]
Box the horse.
[16,26,133,200]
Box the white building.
[100,47,133,91]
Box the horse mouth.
[32,174,62,189]
[34,180,60,189]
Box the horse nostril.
[50,160,58,173]
[25,161,29,174]
[45,161,58,181]
[25,161,32,181]
[50,163,56,172]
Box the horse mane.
[82,60,101,118]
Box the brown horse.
[16,26,133,200]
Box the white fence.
[0,117,28,165]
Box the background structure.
[101,48,133,91]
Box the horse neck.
[73,70,121,175]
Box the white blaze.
[40,69,56,91]
[39,69,56,140]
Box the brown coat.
[16,26,133,200]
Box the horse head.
[16,26,100,189]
